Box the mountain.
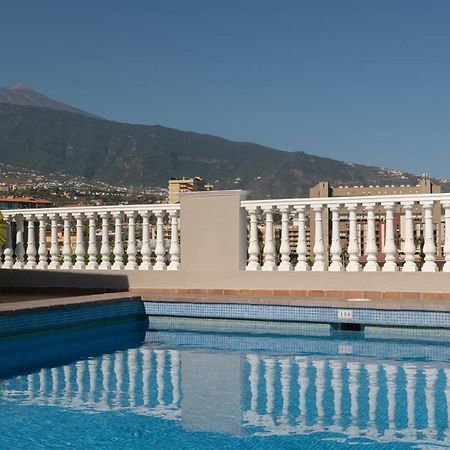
[0,90,446,198]
[0,83,99,119]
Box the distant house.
[0,196,53,209]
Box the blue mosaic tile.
[0,299,146,337]
[144,301,450,329]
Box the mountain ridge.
[0,83,100,119]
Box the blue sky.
[1,0,450,177]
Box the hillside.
[0,102,443,198]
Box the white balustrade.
[1,204,180,271]
[4,191,450,274]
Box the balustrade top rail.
[1,202,180,217]
[241,191,450,208]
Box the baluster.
[36,214,48,270]
[385,364,397,431]
[154,210,167,270]
[168,210,180,270]
[404,366,416,432]
[48,213,60,270]
[3,214,14,269]
[346,204,361,271]
[401,202,417,272]
[73,213,86,270]
[24,214,37,269]
[382,202,398,272]
[294,206,309,271]
[443,203,450,272]
[246,207,261,270]
[312,204,325,271]
[279,207,292,271]
[421,201,437,272]
[61,213,73,270]
[329,205,343,271]
[262,207,276,271]
[86,212,98,270]
[13,214,25,269]
[364,203,380,272]
[99,212,111,270]
[125,211,138,270]
[139,210,152,270]
[112,212,124,270]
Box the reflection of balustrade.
[243,354,450,445]
[1,348,182,421]
[3,347,450,445]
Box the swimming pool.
[1,316,449,449]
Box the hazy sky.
[1,0,450,178]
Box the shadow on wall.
[0,269,130,295]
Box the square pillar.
[179,190,248,272]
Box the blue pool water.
[1,318,450,449]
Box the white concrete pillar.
[99,212,111,270]
[48,214,60,270]
[382,202,398,272]
[139,210,152,270]
[279,207,293,271]
[402,202,418,272]
[154,210,167,271]
[246,207,261,271]
[443,203,450,272]
[312,205,326,271]
[73,213,86,270]
[168,210,181,271]
[125,212,138,270]
[13,214,25,269]
[36,214,48,270]
[329,206,343,271]
[262,208,276,271]
[364,203,380,272]
[295,206,310,271]
[346,204,361,271]
[24,214,37,269]
[421,201,438,272]
[61,213,73,270]
[2,214,14,269]
[86,212,99,270]
[112,212,125,270]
